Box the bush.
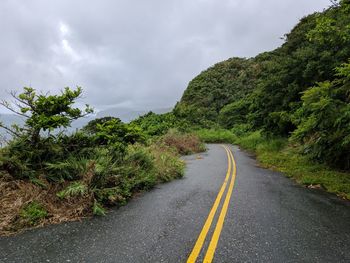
[235,131,265,152]
[159,129,205,155]
[291,61,350,169]
[45,157,91,182]
[92,143,184,207]
[92,118,145,146]
[149,145,185,182]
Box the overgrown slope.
[174,0,350,169]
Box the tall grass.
[231,129,350,200]
[194,129,237,143]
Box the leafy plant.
[93,200,106,216]
[291,60,350,169]
[19,201,48,226]
[57,182,88,199]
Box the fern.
[93,200,106,216]
[57,182,88,199]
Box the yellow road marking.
[203,146,237,262]
[186,145,232,263]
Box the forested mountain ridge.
[173,0,350,169]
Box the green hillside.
[174,0,350,169]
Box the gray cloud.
[0,0,331,112]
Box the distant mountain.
[96,107,171,122]
[0,114,25,126]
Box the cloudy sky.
[0,0,330,112]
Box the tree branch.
[0,100,30,118]
[10,91,35,111]
[0,123,20,137]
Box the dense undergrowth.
[0,88,204,236]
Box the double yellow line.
[187,145,237,263]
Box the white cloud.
[0,0,331,112]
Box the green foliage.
[174,2,350,171]
[235,131,265,152]
[291,60,350,169]
[92,118,145,146]
[93,200,106,216]
[0,87,94,179]
[92,143,186,206]
[131,111,190,136]
[45,157,91,182]
[195,129,237,143]
[256,144,350,200]
[219,99,250,128]
[174,57,258,125]
[0,87,205,233]
[231,130,350,199]
[0,87,92,142]
[57,182,88,199]
[82,116,117,135]
[151,146,185,182]
[19,201,48,226]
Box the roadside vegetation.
[173,1,350,200]
[195,128,350,200]
[0,88,204,236]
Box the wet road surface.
[1,144,349,262]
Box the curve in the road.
[187,145,237,263]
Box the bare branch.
[10,91,35,110]
[0,123,20,137]
[0,100,30,118]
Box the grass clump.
[19,201,48,226]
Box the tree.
[0,87,93,144]
[0,87,93,177]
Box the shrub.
[149,145,185,182]
[93,118,145,146]
[235,131,265,152]
[0,87,93,179]
[45,157,91,182]
[160,129,205,155]
[291,61,350,169]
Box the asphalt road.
[1,144,350,263]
